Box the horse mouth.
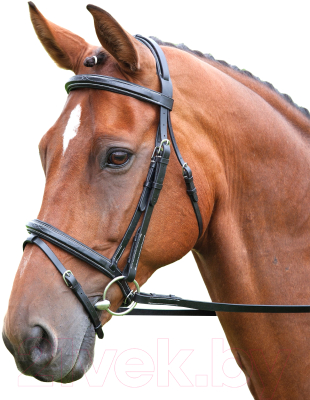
[56,297,103,383]
[56,322,96,383]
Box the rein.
[23,36,310,339]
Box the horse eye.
[107,151,130,166]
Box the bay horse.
[3,3,310,398]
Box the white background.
[1,1,309,399]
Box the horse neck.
[170,48,310,304]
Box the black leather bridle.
[23,36,310,339]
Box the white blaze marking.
[63,104,81,154]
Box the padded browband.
[65,75,174,110]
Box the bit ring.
[96,276,140,316]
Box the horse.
[3,3,310,398]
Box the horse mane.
[151,37,310,120]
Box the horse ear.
[86,4,149,74]
[28,2,88,72]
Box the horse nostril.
[24,325,57,366]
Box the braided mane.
[151,37,310,119]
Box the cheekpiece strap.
[123,142,171,282]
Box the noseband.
[23,36,310,339]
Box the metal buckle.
[182,162,188,176]
[151,140,170,160]
[95,276,140,316]
[151,146,159,159]
[62,270,73,287]
[159,139,170,153]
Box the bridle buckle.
[62,270,73,287]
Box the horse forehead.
[46,89,159,160]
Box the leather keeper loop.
[186,187,198,202]
[143,181,153,189]
[152,182,163,190]
[184,174,199,202]
[156,156,169,165]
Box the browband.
[65,75,174,110]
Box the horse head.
[3,3,210,383]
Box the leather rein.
[23,36,310,339]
